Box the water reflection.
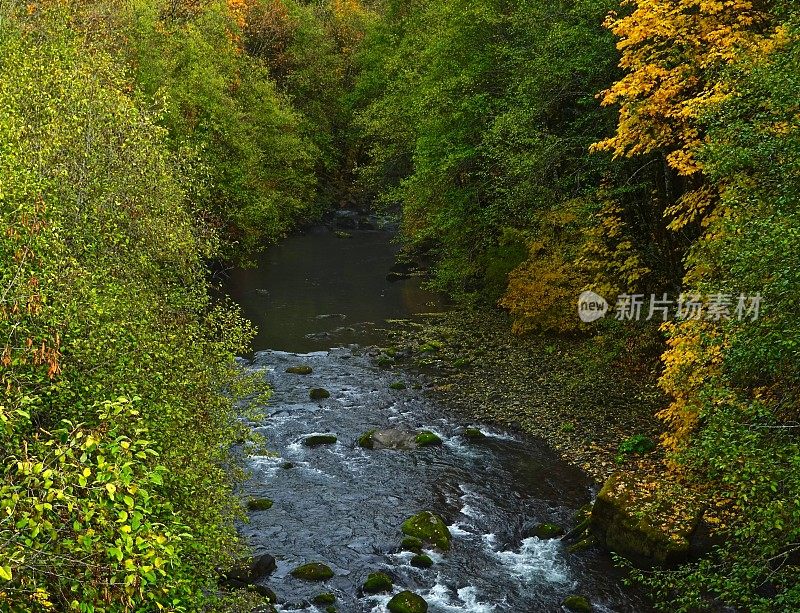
[223,227,447,352]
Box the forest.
[0,0,798,611]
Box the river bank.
[377,309,666,484]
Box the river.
[225,223,649,612]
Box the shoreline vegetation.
[2,0,799,611]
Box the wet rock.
[402,511,451,550]
[401,536,424,553]
[562,595,592,612]
[590,472,702,565]
[247,498,274,511]
[362,572,393,594]
[363,429,418,450]
[532,523,564,539]
[309,388,331,400]
[410,554,433,568]
[221,553,276,586]
[281,462,295,469]
[387,591,428,613]
[415,431,442,447]
[286,366,313,375]
[463,427,485,440]
[303,434,337,447]
[290,562,334,582]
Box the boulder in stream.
[221,553,276,586]
[246,498,274,511]
[309,388,331,400]
[290,562,334,582]
[410,554,433,568]
[532,522,564,539]
[387,591,428,613]
[562,595,592,612]
[359,429,418,450]
[286,365,313,375]
[415,431,442,447]
[362,572,393,594]
[400,536,424,553]
[401,511,451,550]
[303,434,337,447]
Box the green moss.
[378,355,395,367]
[419,342,442,353]
[325,607,337,613]
[452,358,470,368]
[362,572,393,594]
[562,595,592,612]
[334,230,352,239]
[387,591,428,613]
[401,536,423,553]
[566,536,596,553]
[313,593,336,605]
[463,427,485,440]
[401,511,451,550]
[357,430,376,449]
[246,498,273,511]
[309,388,331,400]
[290,562,334,582]
[304,434,337,447]
[415,431,442,447]
[410,554,433,568]
[390,381,407,390]
[286,365,313,375]
[533,523,563,539]
[560,422,576,433]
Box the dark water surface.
[225,227,447,353]
[228,226,649,612]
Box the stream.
[226,224,649,612]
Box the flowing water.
[227,224,650,612]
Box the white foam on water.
[482,533,497,548]
[448,521,473,537]
[460,504,482,520]
[422,578,497,612]
[495,536,570,585]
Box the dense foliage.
[355,0,800,610]
[0,0,358,610]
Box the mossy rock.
[533,523,564,539]
[402,511,451,550]
[309,388,331,400]
[415,431,442,447]
[387,591,428,613]
[304,434,337,447]
[562,595,592,612]
[325,607,337,613]
[463,427,485,440]
[566,536,596,554]
[452,358,470,368]
[286,365,313,375]
[410,554,433,568]
[377,355,395,367]
[401,536,423,553]
[357,430,376,449]
[281,462,295,469]
[362,572,393,594]
[590,472,701,565]
[246,498,274,511]
[389,381,407,390]
[290,562,334,582]
[418,342,441,353]
[312,593,336,605]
